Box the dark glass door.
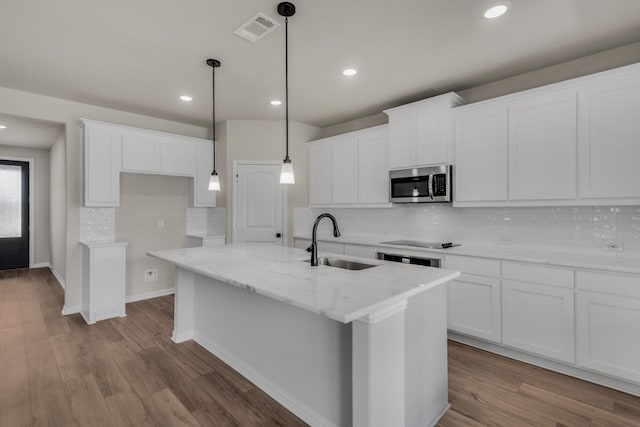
[0,160,29,270]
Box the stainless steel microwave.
[389,164,452,203]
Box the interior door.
[234,163,285,245]
[0,160,29,270]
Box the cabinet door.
[309,141,332,205]
[358,128,389,204]
[454,106,508,202]
[416,106,448,166]
[161,139,195,176]
[190,142,216,207]
[578,71,640,199]
[90,245,126,322]
[388,112,416,169]
[502,280,575,363]
[121,131,161,172]
[331,136,358,204]
[448,274,501,343]
[509,92,577,200]
[577,291,640,383]
[84,124,121,207]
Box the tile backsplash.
[79,207,116,242]
[295,205,640,252]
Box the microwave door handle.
[428,174,434,200]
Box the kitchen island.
[148,244,460,427]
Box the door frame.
[0,156,35,268]
[232,160,288,245]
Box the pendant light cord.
[212,65,217,174]
[285,16,290,161]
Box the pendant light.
[207,58,221,191]
[278,2,296,184]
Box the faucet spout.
[308,213,341,266]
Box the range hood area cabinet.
[308,125,390,208]
[453,62,640,207]
[384,92,464,169]
[81,119,216,208]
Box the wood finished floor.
[1,268,639,426]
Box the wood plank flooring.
[1,268,640,426]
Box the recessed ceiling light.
[0,125,6,129]
[180,95,193,101]
[270,100,282,106]
[484,2,510,19]
[343,68,357,77]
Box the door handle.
[275,233,282,238]
[428,174,434,200]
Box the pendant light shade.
[207,58,221,191]
[278,2,296,185]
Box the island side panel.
[172,267,196,343]
[190,272,352,427]
[405,284,449,427]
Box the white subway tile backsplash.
[79,207,115,241]
[294,205,640,254]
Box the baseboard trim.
[126,287,175,303]
[48,265,66,290]
[193,331,338,427]
[448,332,640,397]
[429,404,451,427]
[62,304,81,315]
[32,262,50,269]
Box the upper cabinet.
[83,122,122,207]
[453,62,640,207]
[578,70,640,200]
[454,105,508,203]
[82,119,215,208]
[308,125,390,208]
[384,92,464,169]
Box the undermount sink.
[304,257,378,271]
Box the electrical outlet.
[604,242,624,252]
[157,218,165,229]
[144,269,158,282]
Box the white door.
[234,162,285,245]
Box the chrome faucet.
[307,213,341,266]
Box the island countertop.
[148,244,460,323]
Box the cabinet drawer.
[502,262,574,289]
[577,270,640,298]
[446,255,500,278]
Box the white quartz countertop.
[80,240,128,248]
[294,234,640,275]
[148,244,460,324]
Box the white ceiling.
[1,0,640,128]
[0,114,64,149]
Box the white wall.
[0,86,207,312]
[49,131,66,282]
[116,173,186,299]
[219,120,320,246]
[0,144,51,266]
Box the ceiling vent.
[233,12,280,43]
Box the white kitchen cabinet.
[161,138,195,176]
[502,280,575,363]
[576,270,640,383]
[188,141,216,207]
[80,241,127,325]
[308,125,390,207]
[83,122,122,207]
[385,93,463,169]
[357,127,389,204]
[578,70,640,200]
[453,105,508,203]
[121,130,161,173]
[446,254,501,343]
[331,135,359,204]
[508,91,577,200]
[309,140,333,205]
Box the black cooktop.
[380,240,461,249]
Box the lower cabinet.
[448,274,502,343]
[502,280,575,363]
[576,270,640,383]
[81,242,127,325]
